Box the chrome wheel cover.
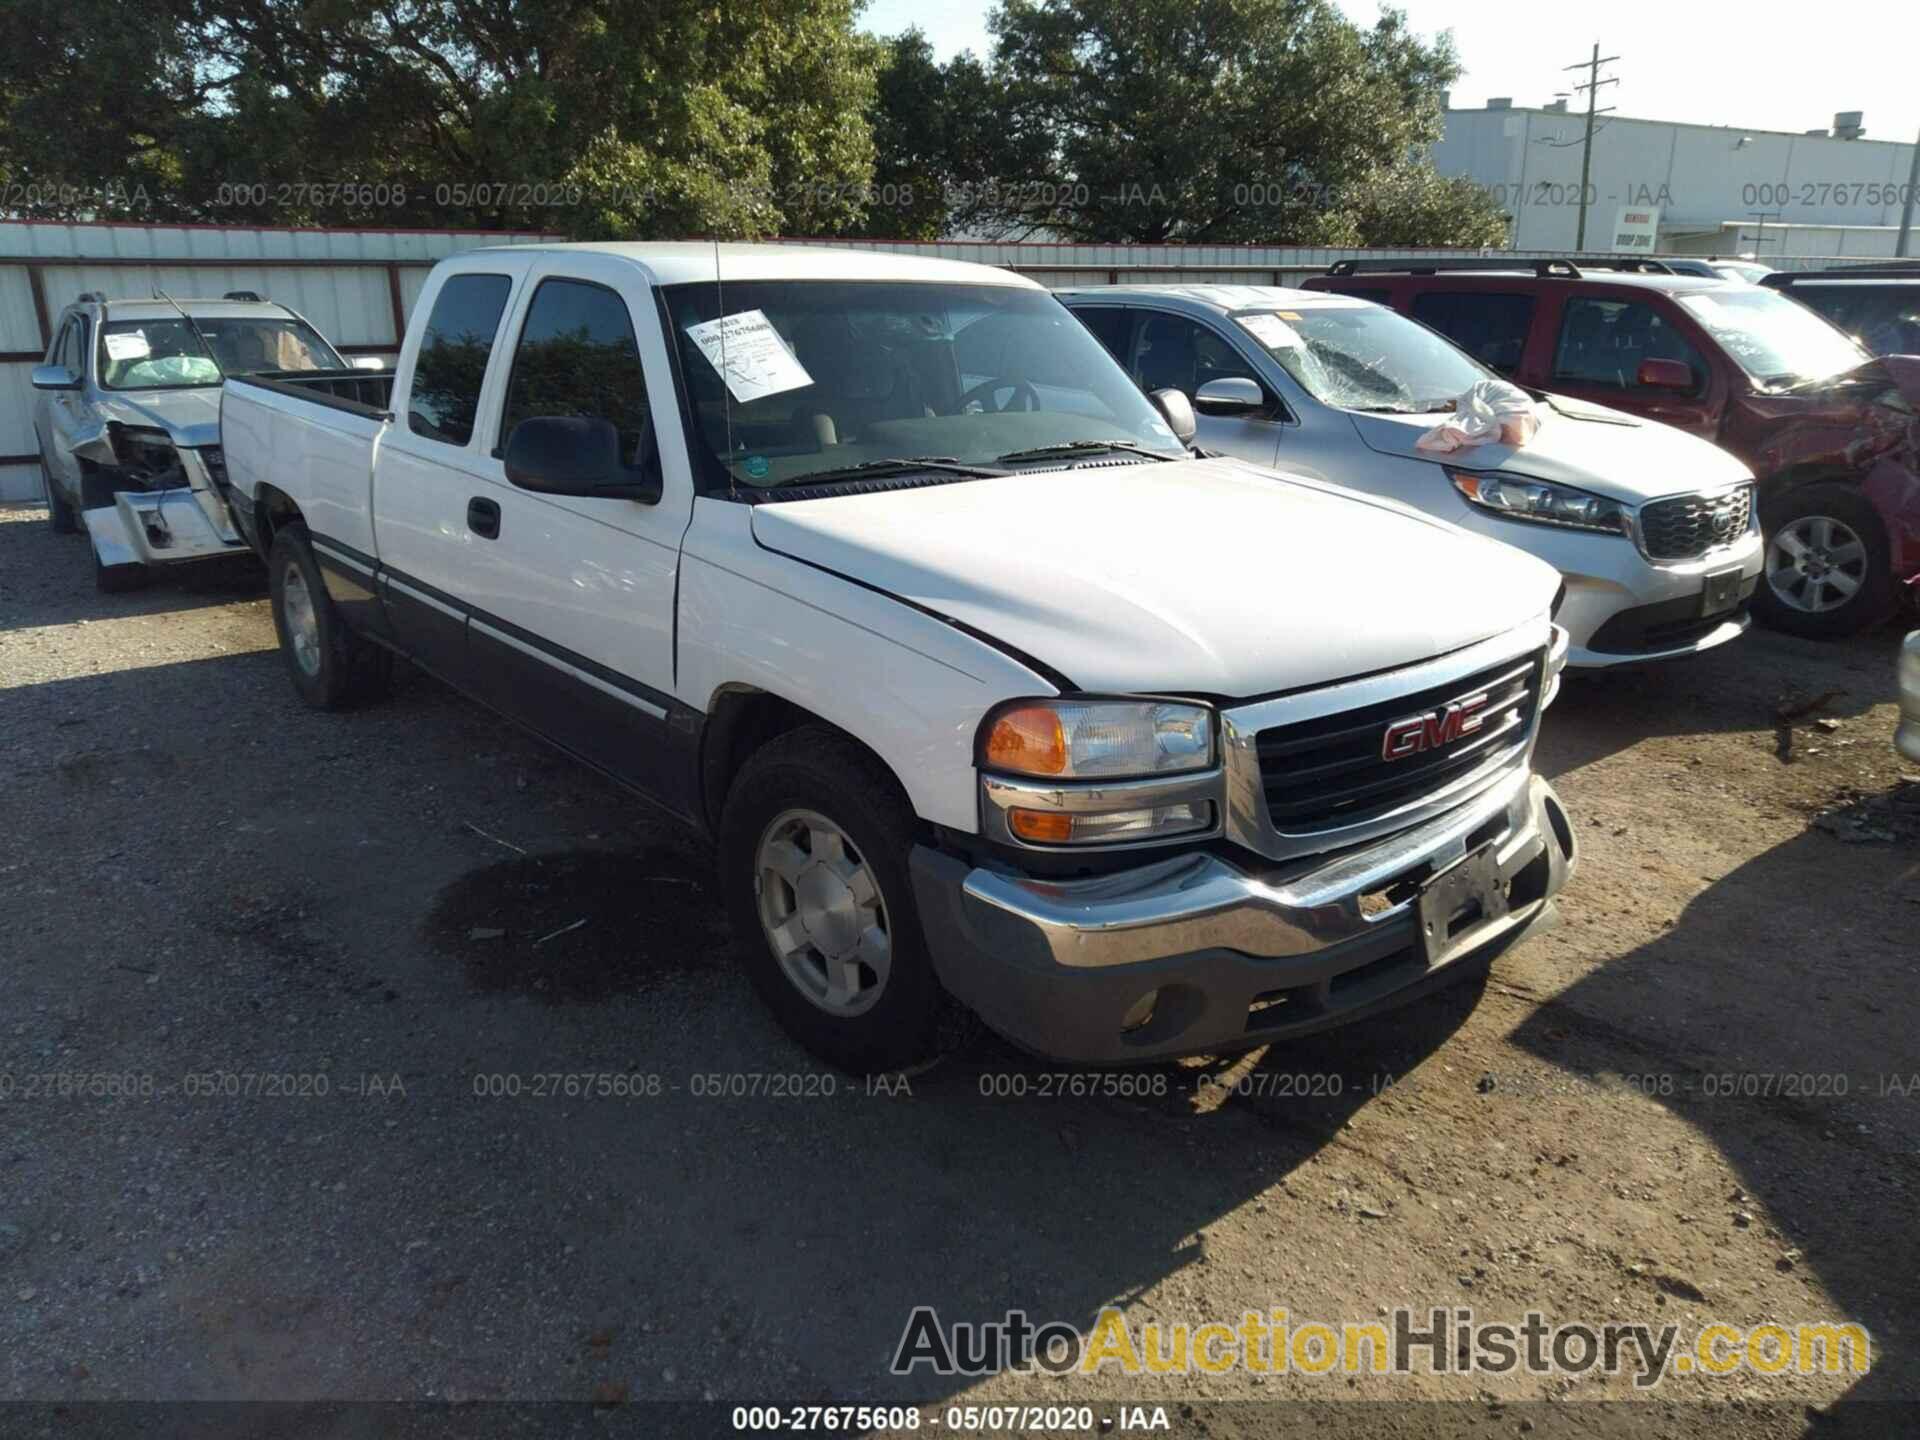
[282,560,323,676]
[754,808,891,1017]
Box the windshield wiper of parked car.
[769,455,1009,486]
[993,439,1181,464]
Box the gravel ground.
[1,502,1916,1438]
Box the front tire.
[1753,483,1894,639]
[42,456,78,535]
[269,522,392,708]
[718,726,950,1074]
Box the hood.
[1345,392,1752,502]
[749,459,1560,695]
[95,388,222,449]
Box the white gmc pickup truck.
[220,242,1577,1073]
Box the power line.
[1564,42,1619,249]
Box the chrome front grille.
[1638,484,1753,560]
[1252,649,1545,837]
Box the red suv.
[1304,258,1920,637]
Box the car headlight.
[1448,468,1630,537]
[978,698,1219,847]
[981,698,1213,778]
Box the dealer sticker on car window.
[103,331,152,361]
[683,309,813,403]
[1237,313,1302,350]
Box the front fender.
[675,501,1061,833]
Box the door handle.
[467,497,500,540]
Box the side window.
[408,273,512,446]
[499,278,652,466]
[1072,306,1133,362]
[48,318,72,368]
[1411,291,1535,375]
[1553,297,1707,393]
[1131,312,1261,402]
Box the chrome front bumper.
[913,770,1575,1063]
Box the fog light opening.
[1120,989,1160,1034]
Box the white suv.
[1059,285,1765,668]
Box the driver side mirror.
[1149,387,1197,445]
[32,364,81,392]
[1636,358,1694,391]
[503,416,662,503]
[1194,376,1266,417]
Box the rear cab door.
[374,257,533,675]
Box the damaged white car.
[30,292,382,591]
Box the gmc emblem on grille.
[1381,690,1491,761]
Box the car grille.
[1255,649,1544,834]
[1639,485,1753,560]
[199,445,227,488]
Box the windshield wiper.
[766,455,1008,486]
[993,439,1180,464]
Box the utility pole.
[1897,123,1920,258]
[1565,43,1619,250]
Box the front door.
[1540,293,1720,437]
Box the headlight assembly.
[978,698,1220,848]
[981,698,1213,779]
[1447,467,1630,537]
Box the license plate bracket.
[1699,564,1745,618]
[1417,843,1510,967]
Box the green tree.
[0,0,882,237]
[985,0,1506,246]
[859,30,1053,239]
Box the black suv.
[1762,265,1920,357]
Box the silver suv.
[31,292,369,591]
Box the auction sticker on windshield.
[683,309,813,402]
[104,331,151,361]
[1237,313,1302,350]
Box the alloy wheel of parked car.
[754,808,891,1018]
[1753,483,1894,639]
[1766,513,1869,615]
[719,725,948,1073]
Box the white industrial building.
[1435,100,1918,257]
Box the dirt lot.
[2,501,1916,1437]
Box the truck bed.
[221,370,392,560]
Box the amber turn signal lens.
[984,704,1068,775]
[1007,808,1074,843]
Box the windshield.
[1232,304,1490,413]
[660,281,1187,490]
[1674,287,1866,386]
[98,315,344,390]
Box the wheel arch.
[252,483,305,558]
[698,686,917,837]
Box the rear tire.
[269,522,393,709]
[718,725,951,1074]
[1753,483,1895,639]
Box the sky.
[856,0,1920,145]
